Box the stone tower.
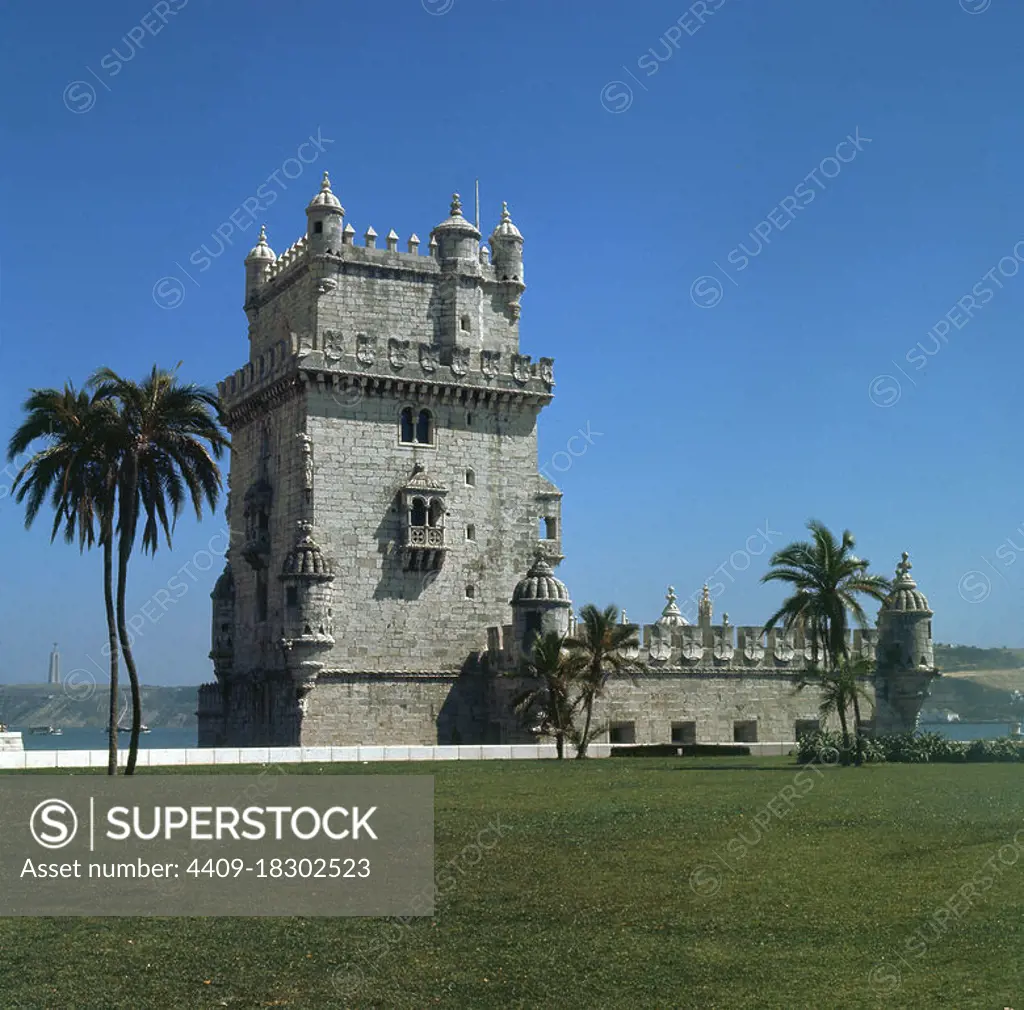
[873,552,939,734]
[199,175,560,746]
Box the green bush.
[797,729,1023,764]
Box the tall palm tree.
[89,366,228,775]
[564,605,641,759]
[795,656,876,765]
[763,520,889,758]
[7,386,121,774]
[508,632,584,759]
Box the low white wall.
[0,741,796,771]
[0,732,24,753]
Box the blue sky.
[1,0,1022,687]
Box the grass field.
[1,758,1022,1009]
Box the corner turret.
[279,522,336,695]
[209,563,235,682]
[510,557,573,662]
[430,193,481,267]
[490,201,526,320]
[244,225,276,302]
[873,552,939,734]
[306,171,345,255]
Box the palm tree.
[7,386,122,775]
[89,366,228,775]
[761,520,890,670]
[763,520,889,759]
[795,656,876,765]
[508,632,584,759]
[564,605,641,759]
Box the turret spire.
[657,586,688,627]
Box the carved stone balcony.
[404,524,446,571]
[398,464,448,573]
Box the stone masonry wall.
[307,387,546,671]
[300,673,491,747]
[491,672,870,745]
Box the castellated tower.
[873,552,939,734]
[199,173,561,746]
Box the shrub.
[798,729,1023,764]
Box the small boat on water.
[29,725,62,736]
[104,698,150,734]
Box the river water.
[14,727,197,750]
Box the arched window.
[428,499,443,528]
[416,409,433,445]
[411,497,427,527]
[465,468,475,486]
[400,407,415,444]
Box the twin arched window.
[400,407,434,445]
[410,496,443,528]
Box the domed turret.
[430,193,481,266]
[489,201,525,319]
[306,171,345,254]
[880,552,932,614]
[510,557,572,661]
[245,225,276,301]
[874,552,939,734]
[279,522,335,694]
[281,527,334,579]
[656,587,688,628]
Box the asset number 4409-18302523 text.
[185,857,371,879]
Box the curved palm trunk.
[116,465,143,776]
[103,536,119,776]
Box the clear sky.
[1,0,1022,686]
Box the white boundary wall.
[0,741,797,770]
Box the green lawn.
[1,758,1022,1009]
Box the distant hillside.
[928,644,1024,722]
[934,643,1024,672]
[0,684,198,730]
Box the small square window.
[313,221,323,234]
[465,585,476,599]
[671,721,696,744]
[285,587,298,607]
[795,719,820,740]
[465,469,475,486]
[609,722,636,745]
[466,524,476,541]
[460,315,471,332]
[733,720,758,743]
